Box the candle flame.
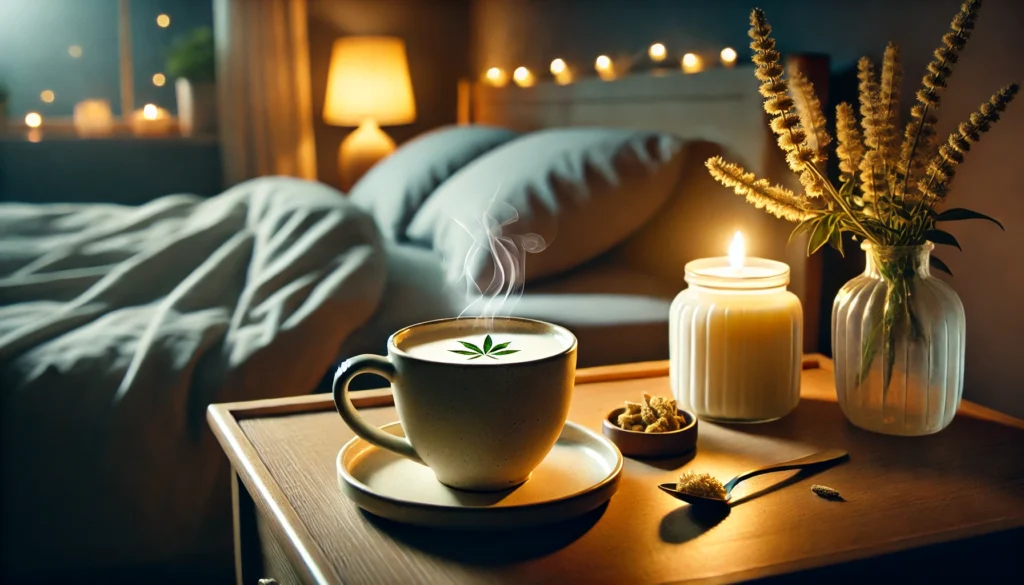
[728,231,745,270]
[143,104,158,120]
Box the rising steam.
[450,191,547,326]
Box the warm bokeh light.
[484,67,508,87]
[152,73,166,87]
[40,90,55,103]
[512,66,534,87]
[720,47,738,67]
[68,45,83,58]
[143,104,158,120]
[25,112,42,128]
[595,55,616,81]
[156,14,171,28]
[682,52,703,73]
[649,43,667,62]
[728,231,746,270]
[550,58,566,75]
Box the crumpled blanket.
[0,176,387,576]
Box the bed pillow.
[405,128,686,285]
[348,124,519,240]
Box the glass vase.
[832,242,965,435]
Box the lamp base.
[339,119,396,191]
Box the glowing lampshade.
[323,36,416,127]
[323,36,417,190]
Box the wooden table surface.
[208,356,1024,584]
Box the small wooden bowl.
[602,407,698,458]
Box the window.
[0,0,214,134]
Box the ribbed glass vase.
[832,242,965,436]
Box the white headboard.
[462,57,827,352]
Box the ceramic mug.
[333,317,577,492]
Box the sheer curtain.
[214,0,318,184]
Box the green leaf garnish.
[458,341,484,354]
[452,336,520,361]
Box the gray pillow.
[405,128,686,286]
[348,124,519,240]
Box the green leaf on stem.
[807,217,832,256]
[483,335,493,353]
[930,255,953,277]
[924,229,962,251]
[935,208,1005,230]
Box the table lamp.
[324,36,416,191]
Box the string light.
[550,59,566,75]
[40,90,55,103]
[720,47,737,68]
[512,66,535,88]
[595,54,615,81]
[152,73,166,87]
[156,14,170,28]
[550,58,573,85]
[649,43,667,62]
[25,112,42,128]
[484,67,508,87]
[68,45,82,58]
[682,52,703,74]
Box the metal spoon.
[658,448,849,509]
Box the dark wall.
[307,0,471,191]
[471,0,1024,418]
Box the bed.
[0,56,826,581]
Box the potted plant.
[705,0,1017,435]
[167,27,216,137]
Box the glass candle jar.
[669,256,802,422]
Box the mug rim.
[388,316,578,367]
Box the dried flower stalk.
[835,103,864,184]
[749,8,824,197]
[706,157,813,222]
[919,83,1019,202]
[857,57,887,202]
[788,66,831,156]
[899,0,981,196]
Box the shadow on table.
[659,466,841,545]
[363,502,608,565]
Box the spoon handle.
[724,449,849,493]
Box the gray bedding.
[0,177,388,575]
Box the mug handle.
[332,355,422,464]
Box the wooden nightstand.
[208,357,1024,584]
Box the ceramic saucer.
[337,420,623,529]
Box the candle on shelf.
[550,58,573,85]
[512,66,535,88]
[669,231,802,422]
[720,47,738,68]
[130,103,173,137]
[595,54,616,81]
[681,52,703,74]
[73,99,114,137]
[483,67,508,87]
